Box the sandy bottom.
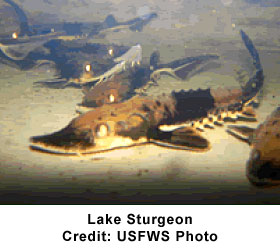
[0,31,279,204]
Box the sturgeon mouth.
[30,131,149,156]
[246,150,280,187]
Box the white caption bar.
[0,205,278,250]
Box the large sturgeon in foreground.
[228,107,280,187]
[30,30,264,155]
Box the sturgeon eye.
[85,64,91,72]
[109,94,115,103]
[12,32,18,39]
[96,124,109,137]
[108,48,114,56]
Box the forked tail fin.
[240,29,264,105]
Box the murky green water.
[0,0,279,204]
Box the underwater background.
[0,0,279,204]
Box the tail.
[225,31,265,145]
[150,53,219,81]
[239,29,264,105]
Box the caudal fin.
[240,29,264,104]
[240,29,262,71]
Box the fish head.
[30,100,149,154]
[65,44,141,86]
[246,107,280,186]
[58,44,128,85]
[247,148,280,187]
[43,41,129,86]
[64,57,110,85]
[81,74,131,107]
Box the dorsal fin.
[104,14,118,28]
[150,51,160,69]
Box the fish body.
[1,0,157,39]
[30,30,264,155]
[0,39,137,87]
[80,51,219,109]
[30,91,211,154]
[41,40,133,87]
[88,12,158,37]
[25,12,157,38]
[0,11,143,87]
[0,0,157,84]
[75,44,143,87]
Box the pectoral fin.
[172,59,207,80]
[150,62,201,81]
[152,126,210,151]
[152,54,219,81]
[34,78,72,89]
[226,125,255,144]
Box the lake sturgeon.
[29,30,264,155]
